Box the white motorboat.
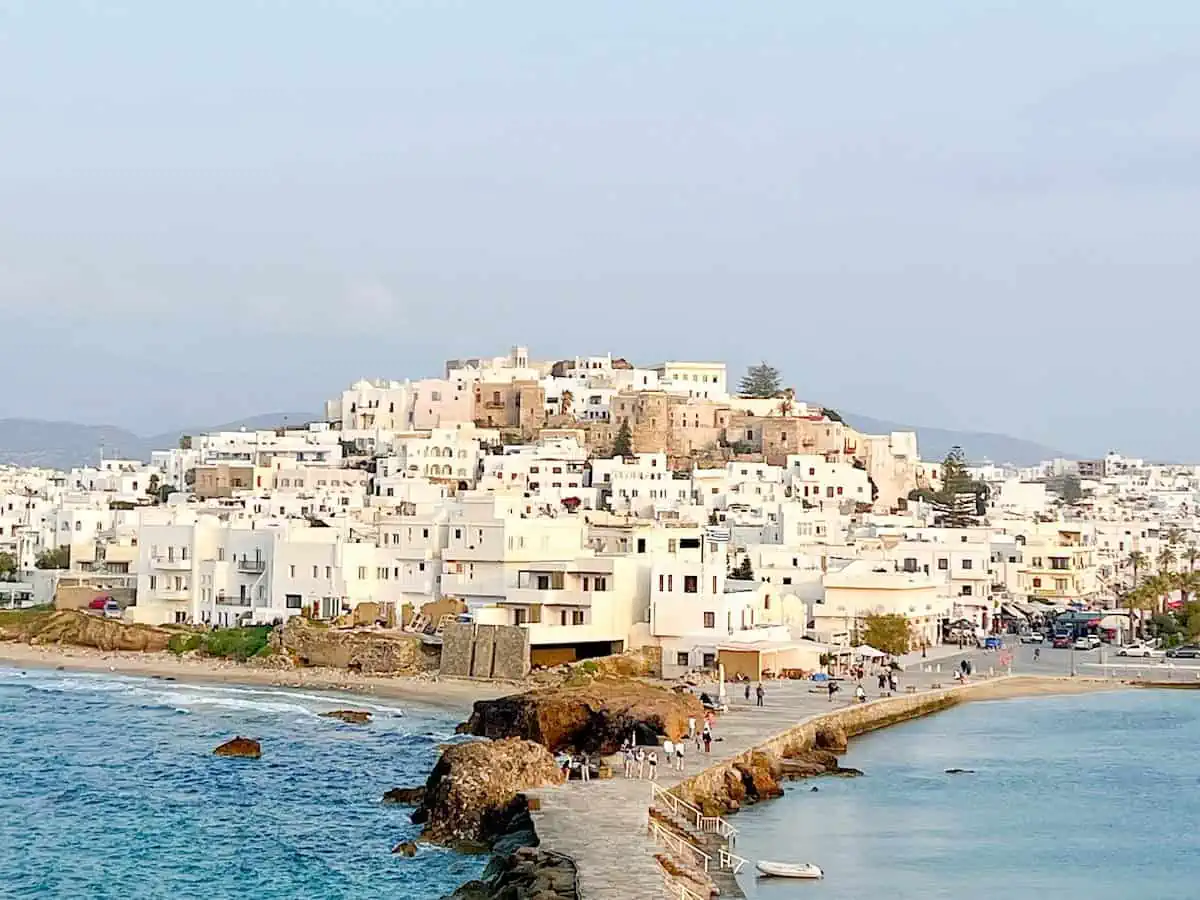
[755,860,824,879]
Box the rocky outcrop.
[392,840,418,857]
[320,709,372,724]
[442,847,579,900]
[458,677,703,753]
[415,738,564,846]
[213,737,262,758]
[382,786,425,806]
[0,609,173,652]
[272,618,439,674]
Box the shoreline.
[0,641,511,714]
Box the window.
[667,539,677,553]
[903,558,918,573]
[658,574,665,592]
[312,565,319,578]
[712,575,718,593]
[514,609,528,625]
[148,575,157,590]
[962,559,973,570]
[684,575,698,593]
[357,566,368,580]
[572,610,584,625]
[703,612,716,629]
[285,594,302,609]
[1033,577,1042,588]
[676,652,689,667]
[637,538,646,554]
[454,528,462,540]
[324,566,331,579]
[937,559,949,571]
[680,537,700,550]
[1055,578,1069,592]
[782,576,792,585]
[667,575,673,591]
[1032,557,1043,567]
[561,610,568,626]
[961,585,973,596]
[703,652,716,668]
[593,576,607,591]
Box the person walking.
[755,682,765,707]
[675,741,685,772]
[648,751,658,781]
[702,726,712,754]
[744,681,751,703]
[855,683,866,703]
[827,680,839,702]
[622,744,634,778]
[663,738,674,771]
[579,753,590,782]
[888,671,898,694]
[687,716,696,741]
[636,747,646,779]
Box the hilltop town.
[0,347,1194,668]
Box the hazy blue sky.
[2,2,1199,458]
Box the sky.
[1,1,1199,458]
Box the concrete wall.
[439,621,531,680]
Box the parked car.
[1117,643,1164,658]
[102,599,123,619]
[1052,634,1074,649]
[1020,632,1045,644]
[1072,637,1096,651]
[1166,644,1200,659]
[1086,634,1101,649]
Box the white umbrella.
[854,644,886,659]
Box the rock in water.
[321,709,373,725]
[213,737,262,758]
[945,768,975,775]
[415,738,564,845]
[382,786,426,806]
[392,840,418,857]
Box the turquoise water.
[735,690,1200,900]
[0,666,483,899]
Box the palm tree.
[1166,526,1187,547]
[1184,544,1200,573]
[1122,585,1155,640]
[1126,550,1147,592]
[1157,545,1176,576]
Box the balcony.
[215,593,251,607]
[237,559,266,574]
[157,588,190,601]
[504,588,592,607]
[153,556,192,571]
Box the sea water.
[0,666,484,899]
[735,690,1200,900]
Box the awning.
[853,644,886,658]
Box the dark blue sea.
[735,689,1200,899]
[0,666,483,899]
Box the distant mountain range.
[843,412,1071,466]
[0,410,1072,470]
[0,414,316,470]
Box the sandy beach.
[957,673,1127,701]
[0,641,511,713]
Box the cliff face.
[272,618,439,674]
[0,609,172,652]
[458,677,703,754]
[414,738,564,846]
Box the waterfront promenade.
[528,646,990,899]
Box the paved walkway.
[529,648,992,899]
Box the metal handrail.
[663,876,705,900]
[649,821,711,872]
[719,848,749,874]
[650,783,739,844]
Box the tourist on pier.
[648,751,658,780]
[877,672,887,692]
[702,726,712,754]
[579,753,590,782]
[855,684,867,703]
[744,682,751,702]
[663,738,674,767]
[687,716,696,740]
[674,741,685,771]
[621,743,634,778]
[636,747,647,778]
[755,683,765,707]
[827,680,839,702]
[888,672,898,693]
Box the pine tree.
[730,556,754,580]
[612,421,633,457]
[739,362,783,398]
[934,446,982,527]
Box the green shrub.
[201,626,273,661]
[579,660,600,675]
[167,633,204,655]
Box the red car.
[87,595,111,610]
[1052,634,1073,649]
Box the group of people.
[825,666,900,704]
[954,658,974,682]
[555,751,593,782]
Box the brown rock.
[457,677,703,754]
[813,723,848,753]
[213,737,261,758]
[272,617,438,674]
[382,786,426,805]
[734,751,784,801]
[392,840,418,856]
[1,609,172,652]
[321,709,372,725]
[416,738,564,845]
